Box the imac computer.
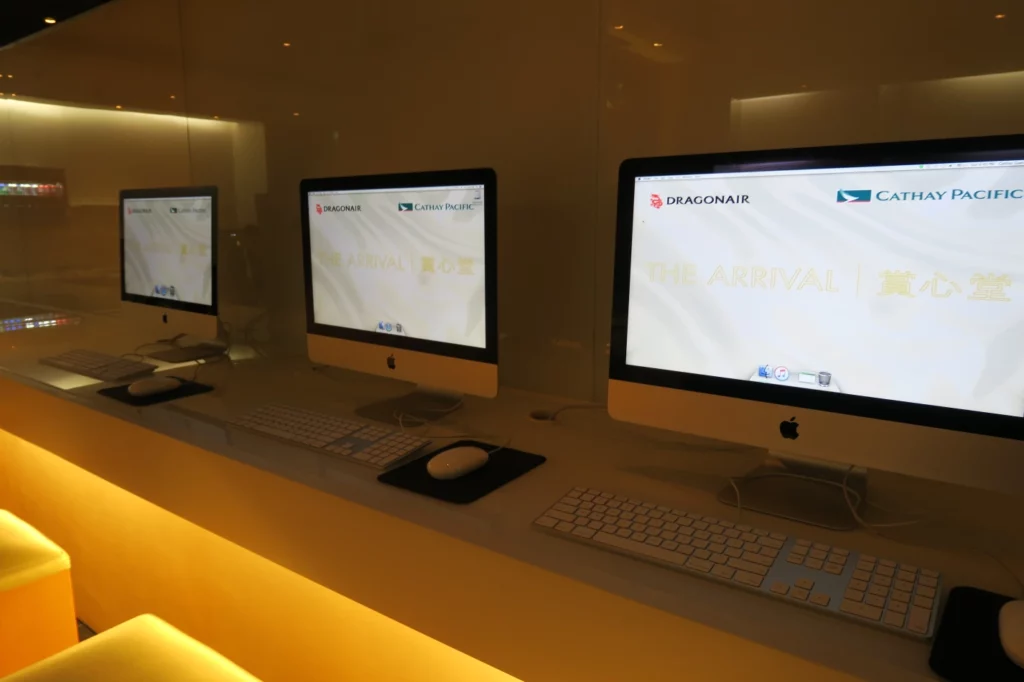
[120,186,224,361]
[609,134,1024,528]
[300,168,497,423]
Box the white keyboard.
[535,486,943,639]
[230,404,429,470]
[40,349,157,382]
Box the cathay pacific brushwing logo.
[837,189,872,203]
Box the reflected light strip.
[0,97,238,131]
[735,69,1024,104]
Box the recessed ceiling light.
[293,112,300,116]
[44,17,57,24]
[213,115,219,119]
[170,95,176,100]
[995,13,1007,19]
[115,105,122,109]
[613,25,624,30]
[653,42,663,47]
[282,41,291,47]
[7,74,12,79]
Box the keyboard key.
[897,570,917,583]
[889,601,908,614]
[572,527,596,539]
[917,586,936,599]
[809,549,828,560]
[873,576,892,588]
[555,521,574,532]
[919,576,938,588]
[849,579,868,591]
[687,558,714,573]
[795,578,814,590]
[845,589,864,602]
[876,565,895,578]
[805,558,824,570]
[727,558,769,576]
[733,571,763,587]
[790,588,809,601]
[884,611,905,628]
[810,593,830,607]
[891,590,911,603]
[914,596,934,609]
[825,563,844,575]
[770,582,789,595]
[711,565,735,580]
[865,595,886,608]
[841,600,882,621]
[792,545,809,556]
[895,580,914,592]
[786,554,804,565]
[535,516,558,528]
[868,585,888,597]
[908,606,931,634]
[741,552,774,567]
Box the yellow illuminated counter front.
[0,366,883,682]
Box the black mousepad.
[930,586,1024,681]
[98,379,214,407]
[377,440,545,504]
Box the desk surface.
[1,318,1022,682]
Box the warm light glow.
[293,112,300,116]
[213,115,219,119]
[44,17,57,24]
[170,95,176,99]
[653,42,664,47]
[7,74,13,79]
[282,41,291,47]
[115,105,122,109]
[613,25,624,30]
[0,424,524,682]
[995,13,1006,19]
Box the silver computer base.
[354,388,463,426]
[717,454,866,531]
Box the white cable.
[529,404,605,422]
[841,466,920,529]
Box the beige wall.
[1,0,1023,399]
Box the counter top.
[1,319,1022,681]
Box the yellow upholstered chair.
[3,614,261,681]
[0,511,77,677]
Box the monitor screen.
[307,182,487,348]
[122,193,215,308]
[627,158,1024,419]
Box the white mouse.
[127,376,182,398]
[426,446,490,480]
[999,600,1024,667]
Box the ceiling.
[0,1,114,47]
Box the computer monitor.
[300,168,497,423]
[120,186,221,355]
[609,135,1024,527]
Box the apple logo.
[386,354,396,370]
[779,417,799,440]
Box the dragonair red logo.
[650,194,663,209]
[316,203,323,215]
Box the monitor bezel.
[119,185,219,317]
[610,134,1024,442]
[300,167,498,366]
